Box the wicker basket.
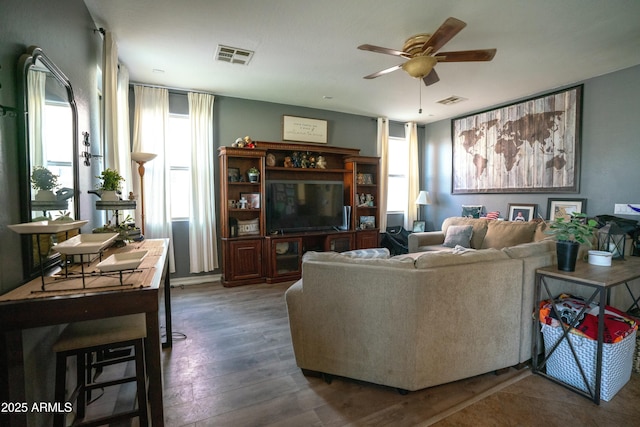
[541,324,635,401]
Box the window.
[167,114,191,219]
[386,136,408,213]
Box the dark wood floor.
[154,281,640,426]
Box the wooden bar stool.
[53,314,149,427]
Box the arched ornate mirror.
[18,46,80,278]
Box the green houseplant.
[96,168,125,201]
[247,166,260,183]
[545,213,598,271]
[31,166,59,201]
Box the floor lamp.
[131,152,157,235]
[415,190,432,223]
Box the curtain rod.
[129,81,215,96]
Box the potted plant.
[96,168,125,201]
[31,166,59,201]
[545,213,598,271]
[247,167,260,183]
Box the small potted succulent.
[545,213,598,271]
[247,167,260,183]
[96,168,125,201]
[31,166,59,201]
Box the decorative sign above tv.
[282,115,328,144]
[451,85,582,194]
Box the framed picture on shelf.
[228,167,240,182]
[412,220,426,232]
[241,192,261,209]
[359,215,375,229]
[547,198,586,221]
[507,203,537,222]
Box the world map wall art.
[451,85,582,194]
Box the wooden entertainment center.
[219,141,380,287]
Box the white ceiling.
[83,0,640,125]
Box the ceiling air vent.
[437,95,467,105]
[215,45,254,65]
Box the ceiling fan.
[358,17,496,86]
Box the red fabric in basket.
[539,294,638,344]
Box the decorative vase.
[556,241,580,272]
[101,190,119,201]
[35,189,56,201]
[248,172,259,183]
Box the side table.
[532,257,640,404]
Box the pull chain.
[418,79,423,114]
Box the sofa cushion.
[480,221,538,249]
[414,248,509,269]
[302,251,415,269]
[502,239,555,259]
[441,217,489,249]
[443,225,473,248]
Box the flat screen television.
[266,180,344,233]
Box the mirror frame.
[17,46,80,279]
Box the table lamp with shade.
[131,152,157,235]
[415,190,432,222]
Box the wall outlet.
[614,204,640,215]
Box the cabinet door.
[226,239,263,283]
[357,230,380,249]
[325,233,354,252]
[268,237,303,281]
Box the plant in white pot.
[247,167,260,183]
[96,168,125,201]
[31,166,59,201]
[545,213,598,271]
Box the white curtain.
[27,70,46,168]
[187,92,218,272]
[103,31,133,195]
[376,117,389,231]
[406,122,419,230]
[132,85,175,272]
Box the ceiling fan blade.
[363,64,404,79]
[437,49,497,62]
[358,44,409,58]
[422,69,440,86]
[422,17,467,54]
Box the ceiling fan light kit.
[358,17,496,86]
[401,56,437,78]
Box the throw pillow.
[237,218,260,236]
[341,248,390,259]
[481,220,537,249]
[443,225,473,248]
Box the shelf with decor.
[345,156,380,248]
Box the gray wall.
[422,65,640,232]
[0,0,102,424]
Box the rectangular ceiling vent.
[215,45,254,65]
[437,95,467,105]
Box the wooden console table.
[532,257,640,404]
[0,238,171,426]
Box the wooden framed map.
[451,85,582,194]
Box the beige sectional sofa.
[285,239,557,392]
[408,217,548,253]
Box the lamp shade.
[415,191,432,206]
[131,152,157,163]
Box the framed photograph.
[228,167,240,182]
[412,220,426,232]
[547,198,586,221]
[507,203,537,222]
[461,205,483,218]
[452,85,582,194]
[283,115,328,144]
[240,192,261,209]
[359,215,375,229]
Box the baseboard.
[170,274,221,287]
